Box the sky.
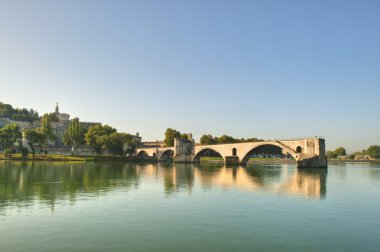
[0,0,379,152]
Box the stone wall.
[173,138,195,162]
[26,146,112,156]
[0,118,34,129]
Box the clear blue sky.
[1,0,379,152]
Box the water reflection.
[0,161,328,211]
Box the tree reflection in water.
[0,161,327,212]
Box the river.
[1,161,380,251]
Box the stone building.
[32,103,102,146]
[1,103,142,154]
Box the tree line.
[327,146,380,159]
[0,115,140,158]
[164,128,263,146]
[0,102,39,123]
[199,134,263,145]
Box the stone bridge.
[135,137,327,168]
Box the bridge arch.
[296,146,302,153]
[159,149,174,161]
[232,148,237,156]
[137,150,149,157]
[240,142,297,164]
[192,147,224,163]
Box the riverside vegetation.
[1,102,379,161]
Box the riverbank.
[328,159,380,164]
[0,154,157,162]
[199,157,296,163]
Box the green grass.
[0,153,87,161]
[248,157,283,161]
[200,157,224,163]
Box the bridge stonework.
[136,138,327,168]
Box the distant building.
[354,155,375,161]
[337,155,351,160]
[141,140,165,148]
[32,103,101,146]
[1,103,141,148]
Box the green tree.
[25,129,44,158]
[119,133,140,156]
[0,123,22,157]
[63,118,86,155]
[85,125,116,156]
[200,134,217,145]
[181,133,189,140]
[327,150,337,159]
[334,147,347,156]
[102,132,140,156]
[103,132,128,156]
[164,128,181,147]
[367,145,380,159]
[40,114,56,153]
[215,135,236,144]
[0,102,39,122]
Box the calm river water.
[1,161,380,251]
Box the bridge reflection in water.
[0,161,327,211]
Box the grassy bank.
[328,159,380,163]
[200,157,290,162]
[0,154,91,161]
[0,154,157,162]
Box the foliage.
[367,145,380,159]
[40,114,56,153]
[25,128,44,158]
[102,132,140,156]
[103,132,127,156]
[124,135,140,156]
[164,128,181,147]
[0,123,22,157]
[200,134,217,145]
[327,147,347,159]
[20,146,29,158]
[326,151,337,159]
[215,135,237,144]
[200,134,264,145]
[0,102,39,122]
[85,125,116,156]
[63,118,86,155]
[181,133,189,140]
[334,147,346,156]
[46,112,59,122]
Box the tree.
[40,114,56,153]
[102,132,140,156]
[326,147,347,159]
[326,150,337,159]
[200,134,216,145]
[125,138,140,156]
[63,118,85,155]
[0,123,22,157]
[164,128,181,147]
[0,102,39,122]
[181,133,189,140]
[367,145,380,159]
[334,147,347,156]
[25,129,44,158]
[103,132,128,156]
[215,135,236,144]
[85,125,116,156]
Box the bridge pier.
[297,156,328,169]
[225,156,239,165]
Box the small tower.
[55,102,59,115]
